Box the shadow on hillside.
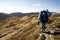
[44,31,60,35]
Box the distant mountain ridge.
[0,12,60,19]
[0,13,11,19]
[51,12,60,16]
[10,12,39,16]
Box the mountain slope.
[0,12,60,40]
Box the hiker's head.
[43,10,45,12]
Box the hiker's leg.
[42,23,46,32]
[42,23,44,32]
[43,23,46,32]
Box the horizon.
[0,11,60,14]
[0,0,60,14]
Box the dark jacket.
[38,11,48,23]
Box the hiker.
[38,9,51,32]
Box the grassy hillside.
[0,14,60,40]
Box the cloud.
[32,3,41,12]
[32,3,41,7]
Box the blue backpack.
[38,11,49,23]
[46,9,51,17]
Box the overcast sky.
[0,0,60,13]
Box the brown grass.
[0,15,60,40]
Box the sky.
[0,0,60,14]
